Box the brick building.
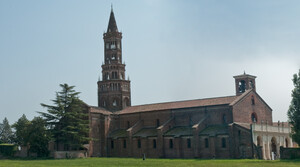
[88,9,293,159]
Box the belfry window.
[239,80,246,93]
[111,41,116,49]
[112,71,118,79]
[113,99,117,107]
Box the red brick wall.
[232,91,272,125]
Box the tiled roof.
[116,96,238,115]
[199,125,228,136]
[109,129,127,139]
[89,106,112,115]
[133,128,157,138]
[164,126,193,137]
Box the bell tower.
[97,8,131,111]
[233,72,256,96]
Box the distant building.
[88,9,293,159]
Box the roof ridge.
[128,95,237,108]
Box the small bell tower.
[97,7,131,111]
[233,72,256,96]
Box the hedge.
[0,144,17,157]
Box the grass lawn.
[0,158,300,167]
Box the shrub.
[0,144,17,157]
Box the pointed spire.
[107,6,118,33]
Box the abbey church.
[87,9,293,159]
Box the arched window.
[153,139,156,148]
[251,96,255,105]
[124,98,130,107]
[205,138,209,148]
[127,121,130,129]
[123,139,126,148]
[257,136,262,146]
[113,99,117,107]
[285,138,289,148]
[223,114,227,124]
[169,139,173,149]
[187,138,191,148]
[137,139,141,148]
[251,113,257,123]
[250,80,255,89]
[222,138,226,148]
[239,80,246,93]
[111,140,114,149]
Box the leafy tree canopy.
[12,114,30,146]
[288,69,300,144]
[27,117,50,157]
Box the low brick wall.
[280,147,300,159]
[53,151,87,159]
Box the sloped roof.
[229,89,272,111]
[116,96,238,115]
[164,126,193,137]
[89,106,112,115]
[133,128,157,138]
[199,125,228,136]
[232,122,251,130]
[107,10,118,32]
[109,129,127,139]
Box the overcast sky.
[1,0,299,124]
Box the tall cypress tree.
[39,84,89,150]
[288,69,300,145]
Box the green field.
[0,158,300,167]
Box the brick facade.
[88,9,277,159]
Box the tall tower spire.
[107,6,118,33]
[97,8,131,111]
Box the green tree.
[0,118,14,144]
[38,84,89,150]
[27,117,50,157]
[13,115,50,157]
[12,114,30,146]
[288,69,300,145]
